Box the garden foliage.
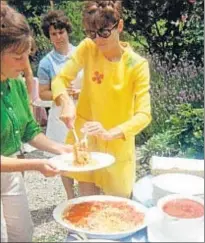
[123,0,204,66]
[139,104,204,164]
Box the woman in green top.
[0,3,72,242]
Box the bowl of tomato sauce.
[156,194,204,241]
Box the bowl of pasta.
[53,195,148,240]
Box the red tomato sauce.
[63,201,144,225]
[163,199,204,218]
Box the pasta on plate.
[73,140,96,167]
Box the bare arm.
[1,133,73,176]
[24,62,34,101]
[1,156,59,177]
[55,92,76,128]
[39,82,80,101]
[28,132,73,154]
[39,83,53,101]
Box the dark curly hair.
[83,0,122,30]
[41,10,72,39]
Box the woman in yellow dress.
[52,0,151,198]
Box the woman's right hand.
[60,103,76,129]
[37,160,60,177]
[56,92,76,129]
[67,81,81,100]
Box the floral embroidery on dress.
[92,71,104,84]
[126,56,138,68]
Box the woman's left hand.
[83,122,113,140]
[83,122,125,141]
[67,88,81,100]
[57,144,73,154]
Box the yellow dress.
[52,38,151,198]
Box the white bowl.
[74,240,118,242]
[147,194,204,242]
[160,194,204,241]
[152,173,204,203]
[53,195,148,240]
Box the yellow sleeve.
[51,39,87,100]
[118,59,152,139]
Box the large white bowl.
[152,173,204,204]
[74,240,118,242]
[53,195,148,240]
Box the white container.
[151,156,204,177]
[53,195,148,240]
[147,194,204,242]
[152,173,204,204]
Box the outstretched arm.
[52,39,87,128]
[28,133,73,155]
[1,156,59,177]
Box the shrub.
[29,16,52,76]
[139,131,180,164]
[57,1,85,46]
[123,0,204,66]
[166,104,204,159]
[135,57,204,144]
[139,104,204,164]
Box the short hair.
[83,0,122,30]
[41,10,72,39]
[0,2,33,54]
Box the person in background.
[22,62,34,105]
[19,38,36,105]
[19,39,48,126]
[37,10,83,199]
[52,0,152,198]
[0,3,72,242]
[22,63,49,126]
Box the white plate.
[152,173,204,195]
[50,152,115,172]
[53,195,148,240]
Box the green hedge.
[139,104,204,164]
